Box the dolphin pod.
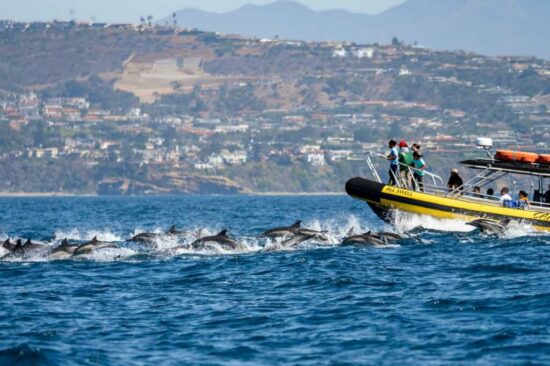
[0,220,434,261]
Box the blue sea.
[0,195,548,365]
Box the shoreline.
[0,192,98,197]
[0,192,345,198]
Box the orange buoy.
[495,150,539,163]
[536,154,550,165]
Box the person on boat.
[518,190,531,209]
[412,143,421,154]
[447,169,463,192]
[500,187,513,207]
[398,140,414,188]
[485,188,499,201]
[544,184,550,203]
[387,139,399,186]
[412,151,426,192]
[473,186,482,198]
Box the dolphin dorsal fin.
[292,221,302,228]
[218,229,228,237]
[24,239,32,246]
[92,236,98,243]
[61,238,69,246]
[167,225,177,234]
[347,228,355,237]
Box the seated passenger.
[518,190,530,209]
[473,186,482,198]
[544,184,550,203]
[500,187,513,207]
[485,188,500,201]
[447,169,463,192]
[533,189,541,203]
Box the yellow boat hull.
[346,177,550,232]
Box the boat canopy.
[461,159,550,178]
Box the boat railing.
[367,152,444,188]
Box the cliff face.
[97,173,250,196]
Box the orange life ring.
[495,150,539,163]
[536,154,550,165]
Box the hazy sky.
[0,0,406,23]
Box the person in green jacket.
[398,140,414,188]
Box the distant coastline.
[0,192,97,198]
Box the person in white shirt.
[500,187,512,207]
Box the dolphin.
[467,218,510,235]
[379,232,405,241]
[2,239,15,252]
[342,231,387,246]
[72,237,118,257]
[280,233,316,248]
[294,227,329,242]
[3,239,47,259]
[129,225,188,244]
[262,221,303,238]
[49,239,77,260]
[191,230,244,251]
[262,221,328,242]
[166,225,188,236]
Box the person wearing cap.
[398,140,414,188]
[387,139,399,186]
[447,168,463,192]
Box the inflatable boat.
[346,139,550,232]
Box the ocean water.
[0,195,548,365]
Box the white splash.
[391,210,476,233]
[54,228,124,242]
[501,220,538,239]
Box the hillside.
[0,22,549,194]
[165,0,550,59]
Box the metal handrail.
[367,152,444,188]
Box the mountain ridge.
[163,0,550,59]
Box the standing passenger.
[398,140,414,188]
[412,151,426,192]
[387,140,399,186]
